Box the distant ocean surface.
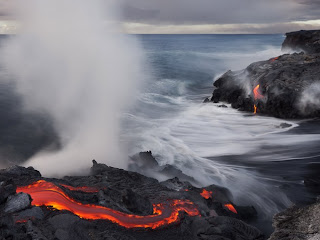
[120,35,320,234]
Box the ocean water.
[120,35,320,233]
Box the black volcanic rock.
[0,180,16,204]
[208,30,320,119]
[0,161,263,240]
[129,151,199,185]
[192,216,264,240]
[209,52,320,118]
[4,192,31,213]
[269,200,320,240]
[282,30,320,54]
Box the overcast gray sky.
[0,0,319,34]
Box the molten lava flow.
[60,184,100,193]
[224,204,237,214]
[254,104,257,114]
[17,180,200,229]
[270,57,279,62]
[200,189,213,199]
[253,84,264,114]
[253,85,263,100]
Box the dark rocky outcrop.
[269,199,320,240]
[4,192,31,213]
[282,30,320,54]
[207,30,320,119]
[0,159,262,240]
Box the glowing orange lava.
[224,204,237,214]
[200,189,213,199]
[17,180,200,229]
[253,85,263,100]
[270,57,279,62]
[253,84,264,114]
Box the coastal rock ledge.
[269,199,320,240]
[207,29,320,119]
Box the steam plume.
[298,82,320,115]
[1,0,144,176]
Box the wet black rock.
[192,216,264,240]
[218,104,228,108]
[269,200,320,240]
[278,123,292,128]
[4,192,31,213]
[0,180,16,204]
[0,165,41,186]
[122,188,153,215]
[208,30,320,119]
[282,30,320,54]
[203,97,211,103]
[130,151,199,185]
[49,214,80,230]
[14,206,44,222]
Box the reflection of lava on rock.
[17,180,200,229]
[60,184,100,193]
[224,204,238,214]
[200,189,213,199]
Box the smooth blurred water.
[120,34,320,234]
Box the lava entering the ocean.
[17,180,200,229]
[253,84,264,114]
[253,84,263,100]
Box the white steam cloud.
[299,82,320,115]
[0,0,145,176]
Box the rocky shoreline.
[0,159,264,240]
[206,30,320,119]
[1,155,319,240]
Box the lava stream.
[17,180,200,229]
[253,85,263,100]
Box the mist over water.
[120,35,320,232]
[0,0,145,176]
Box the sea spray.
[0,0,145,176]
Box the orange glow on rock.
[200,189,213,199]
[60,184,100,193]
[224,204,237,214]
[17,180,200,229]
[270,57,279,62]
[253,84,264,114]
[15,219,29,224]
[253,85,263,100]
